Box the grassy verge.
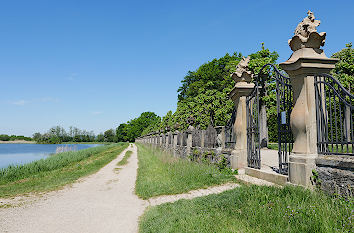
[140,185,353,233]
[135,143,236,199]
[117,150,133,166]
[0,142,128,198]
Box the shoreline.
[0,140,36,144]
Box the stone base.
[289,153,317,187]
[245,167,288,186]
[315,155,354,198]
[230,149,247,170]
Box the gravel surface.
[147,183,240,206]
[0,144,245,233]
[0,144,146,233]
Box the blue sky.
[0,0,353,136]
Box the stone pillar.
[165,133,168,148]
[279,11,338,187]
[200,130,205,148]
[228,57,255,170]
[186,126,194,156]
[173,132,178,149]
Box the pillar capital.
[280,11,338,187]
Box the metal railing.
[314,73,353,155]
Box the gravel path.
[0,144,146,233]
[147,183,239,206]
[0,144,241,233]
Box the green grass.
[0,142,128,198]
[135,143,236,199]
[140,185,353,233]
[117,150,133,166]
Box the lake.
[0,144,102,169]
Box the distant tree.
[116,112,160,141]
[0,134,10,141]
[96,133,105,142]
[104,129,115,142]
[32,133,42,142]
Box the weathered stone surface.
[289,10,326,52]
[315,156,354,197]
[230,56,253,83]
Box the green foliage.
[331,42,354,93]
[116,112,160,142]
[174,52,242,129]
[141,44,279,137]
[33,126,97,144]
[311,169,322,190]
[0,134,32,141]
[140,185,353,233]
[135,143,236,199]
[104,129,115,142]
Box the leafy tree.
[104,129,115,142]
[174,52,243,129]
[116,112,160,141]
[331,42,353,93]
[96,133,105,142]
[0,134,10,141]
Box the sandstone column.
[229,57,255,170]
[280,11,338,186]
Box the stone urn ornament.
[282,10,332,63]
[289,10,326,51]
[229,56,255,99]
[230,56,253,83]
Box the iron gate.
[246,85,261,169]
[246,64,293,175]
[314,73,353,155]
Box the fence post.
[229,57,255,170]
[186,126,194,156]
[279,11,338,187]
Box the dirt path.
[0,144,146,233]
[0,144,241,233]
[147,183,239,206]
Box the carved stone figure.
[288,10,326,51]
[230,56,253,83]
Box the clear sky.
[0,0,353,136]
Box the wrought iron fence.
[246,84,261,169]
[314,73,353,155]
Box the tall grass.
[140,185,353,233]
[135,143,236,199]
[0,143,128,198]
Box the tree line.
[10,43,352,144]
[118,43,353,143]
[0,134,33,141]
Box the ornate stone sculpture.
[231,56,253,83]
[288,10,326,51]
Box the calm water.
[0,144,102,169]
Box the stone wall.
[315,156,353,198]
[136,126,234,168]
